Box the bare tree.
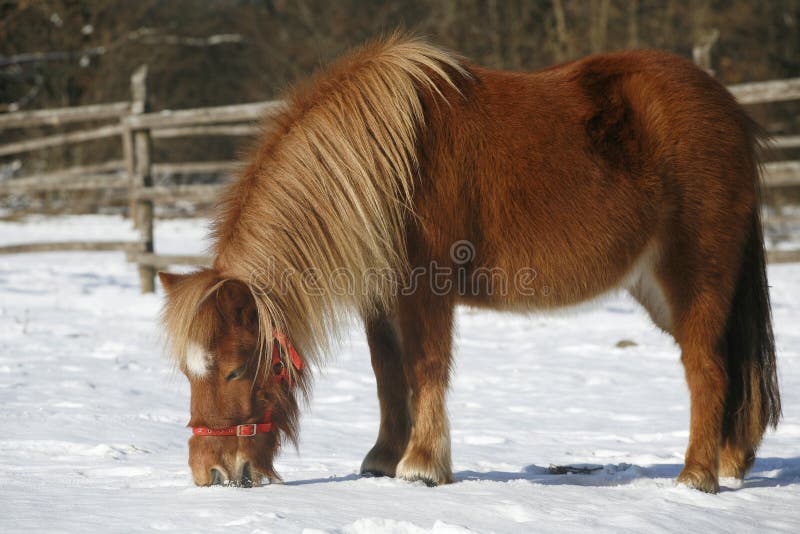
[627,0,639,49]
[589,0,611,54]
[551,0,573,62]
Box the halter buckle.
[236,424,257,437]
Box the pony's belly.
[459,240,672,329]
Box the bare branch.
[0,28,244,68]
[2,73,44,112]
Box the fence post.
[129,65,156,293]
[127,65,147,226]
[693,28,719,76]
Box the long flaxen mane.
[162,34,467,387]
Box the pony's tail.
[720,194,781,471]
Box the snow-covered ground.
[1,215,799,533]
[0,214,213,255]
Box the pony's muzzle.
[188,438,262,487]
[210,467,226,486]
[192,463,257,487]
[191,463,230,486]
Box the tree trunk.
[590,0,611,54]
[551,0,572,62]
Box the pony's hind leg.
[394,292,455,486]
[360,313,411,477]
[719,443,755,480]
[675,337,727,493]
[631,252,727,493]
[659,243,745,493]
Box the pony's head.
[159,269,303,486]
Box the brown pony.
[159,34,780,493]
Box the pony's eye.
[225,365,246,382]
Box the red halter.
[191,331,303,437]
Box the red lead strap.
[191,331,303,437]
[271,330,304,386]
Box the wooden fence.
[1,66,800,292]
[0,66,283,291]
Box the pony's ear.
[216,280,258,329]
[158,271,189,292]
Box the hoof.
[396,453,452,486]
[719,446,754,480]
[360,444,403,478]
[360,469,389,478]
[718,462,746,480]
[677,465,719,494]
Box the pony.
[159,34,780,493]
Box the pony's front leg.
[395,293,455,485]
[360,313,411,477]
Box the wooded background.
[3,1,799,109]
[1,0,799,207]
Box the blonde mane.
[163,34,467,378]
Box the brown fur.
[160,34,780,492]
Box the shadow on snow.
[286,457,800,491]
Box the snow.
[0,214,212,255]
[1,215,799,533]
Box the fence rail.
[152,124,260,139]
[128,251,212,269]
[0,160,125,194]
[124,101,284,130]
[0,123,124,157]
[2,66,800,291]
[0,240,142,255]
[765,161,800,188]
[773,135,800,149]
[0,101,131,129]
[728,77,800,104]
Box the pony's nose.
[240,462,254,488]
[210,468,225,486]
[202,464,255,487]
[188,436,262,486]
